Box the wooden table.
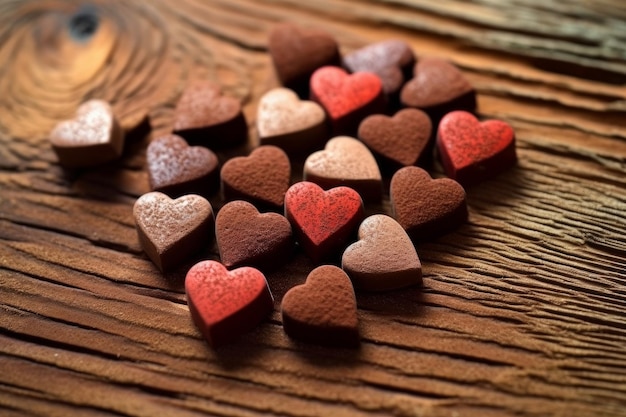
[1,1,625,416]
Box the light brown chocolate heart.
[400,57,476,122]
[257,87,327,155]
[342,214,422,291]
[221,146,291,208]
[134,192,214,272]
[49,99,124,167]
[358,108,432,167]
[281,265,359,347]
[173,81,247,147]
[216,200,293,271]
[304,136,382,201]
[390,166,467,241]
[147,134,219,197]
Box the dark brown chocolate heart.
[173,81,247,147]
[216,200,293,271]
[221,145,291,208]
[358,108,432,167]
[147,134,219,197]
[268,24,341,96]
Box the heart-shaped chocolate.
[185,260,274,347]
[221,145,291,208]
[268,24,341,95]
[147,134,219,198]
[342,214,422,291]
[343,39,415,96]
[216,200,293,270]
[390,167,467,241]
[173,81,247,147]
[400,57,476,122]
[284,182,364,263]
[133,192,214,271]
[437,111,517,186]
[358,108,432,168]
[257,87,327,155]
[49,99,124,167]
[304,136,382,201]
[281,265,359,347]
[310,66,386,135]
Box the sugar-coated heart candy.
[358,108,432,168]
[221,145,291,208]
[390,167,467,241]
[257,87,327,155]
[173,81,247,148]
[281,265,359,347]
[437,111,517,186]
[134,192,214,272]
[343,39,415,97]
[185,260,274,347]
[303,136,382,202]
[268,24,341,95]
[216,201,293,271]
[284,182,364,263]
[400,57,476,122]
[147,134,219,198]
[342,215,422,291]
[49,100,124,167]
[310,66,386,135]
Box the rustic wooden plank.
[1,0,625,416]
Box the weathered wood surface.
[1,0,626,416]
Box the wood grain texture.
[1,0,625,416]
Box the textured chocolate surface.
[281,265,359,347]
[133,192,214,271]
[358,108,432,168]
[185,260,274,347]
[437,111,517,186]
[400,57,476,122]
[303,136,383,201]
[343,39,415,96]
[49,99,124,167]
[268,24,341,96]
[216,200,294,271]
[173,81,247,147]
[342,214,422,291]
[390,166,467,241]
[147,134,219,197]
[257,87,327,155]
[221,145,291,208]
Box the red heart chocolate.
[310,66,386,135]
[343,39,415,96]
[437,111,517,186]
[358,108,432,167]
[257,87,327,155]
[400,57,476,122]
[216,200,293,271]
[390,167,467,241]
[173,81,247,148]
[134,192,214,272]
[268,24,341,95]
[281,265,359,347]
[303,136,382,202]
[185,260,274,347]
[221,145,291,208]
[342,214,422,291]
[49,99,124,167]
[147,134,219,198]
[284,182,364,263]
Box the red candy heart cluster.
[49,23,518,349]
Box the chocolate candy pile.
[49,23,517,348]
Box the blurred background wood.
[1,1,625,416]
